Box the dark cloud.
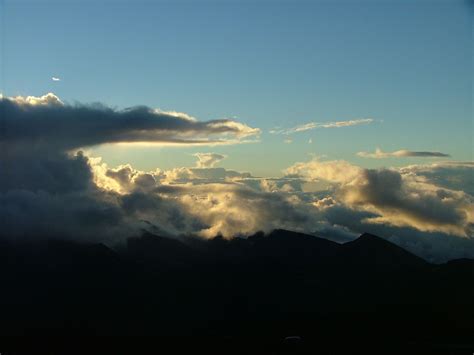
[286,159,474,237]
[357,148,450,159]
[1,94,259,155]
[346,168,470,233]
[0,151,92,193]
[0,188,125,242]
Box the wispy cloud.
[270,118,374,135]
[357,148,450,159]
[51,76,61,81]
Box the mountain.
[0,229,473,354]
[342,232,428,270]
[126,232,199,268]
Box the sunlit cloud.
[51,76,61,81]
[8,92,63,106]
[193,152,226,168]
[270,118,374,135]
[285,158,474,237]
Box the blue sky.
[1,0,472,176]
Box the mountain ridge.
[0,228,472,350]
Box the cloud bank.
[2,93,260,155]
[1,93,473,262]
[285,159,474,237]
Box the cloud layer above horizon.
[1,94,473,263]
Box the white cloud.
[9,92,63,106]
[317,118,374,128]
[270,118,374,135]
[193,152,226,168]
[52,77,61,81]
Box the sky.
[0,0,473,262]
[1,0,472,176]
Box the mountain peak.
[343,232,427,268]
[349,233,401,248]
[359,232,382,240]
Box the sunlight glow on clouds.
[193,153,226,168]
[1,93,473,262]
[9,92,63,106]
[285,158,474,237]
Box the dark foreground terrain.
[1,230,473,354]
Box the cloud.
[1,92,472,262]
[1,145,472,261]
[270,118,373,135]
[285,158,474,238]
[273,122,317,134]
[284,138,293,144]
[357,148,450,159]
[161,167,252,184]
[8,92,63,106]
[316,118,374,129]
[193,153,226,168]
[399,161,474,196]
[153,182,322,239]
[320,204,474,263]
[1,93,260,154]
[285,159,363,183]
[0,150,93,194]
[51,77,61,82]
[257,178,304,193]
[0,93,259,243]
[92,157,253,192]
[87,158,320,239]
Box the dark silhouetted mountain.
[126,232,199,268]
[0,229,473,354]
[342,232,428,270]
[247,229,341,264]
